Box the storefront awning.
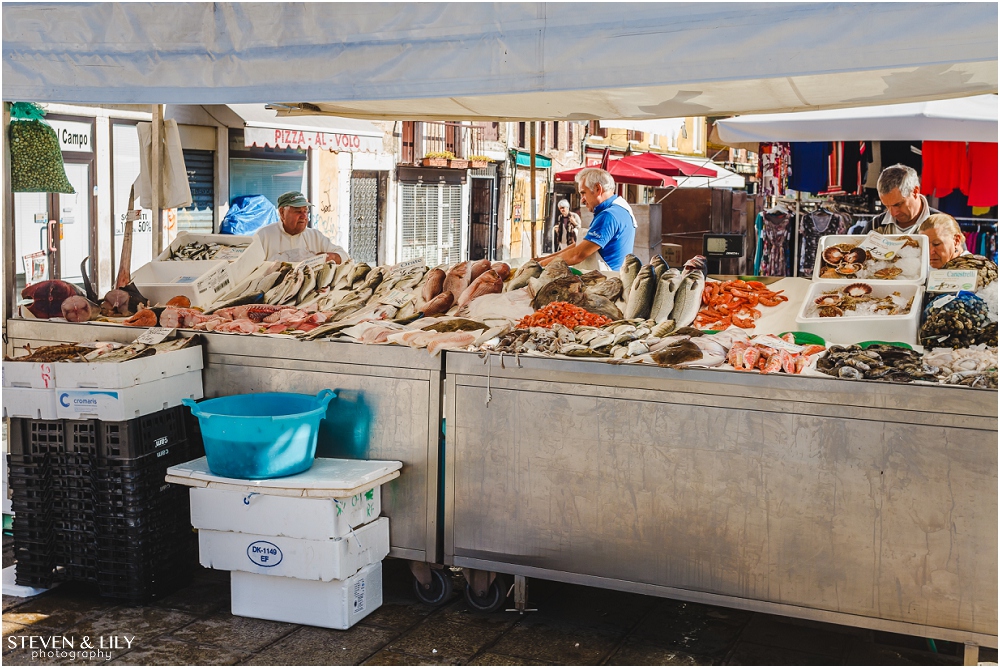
[3,4,996,119]
[226,104,383,153]
[555,160,676,188]
[513,151,552,169]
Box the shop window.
[111,121,153,273]
[589,121,607,138]
[539,122,547,150]
[553,122,560,150]
[401,121,415,164]
[399,182,464,266]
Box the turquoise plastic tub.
[183,390,336,480]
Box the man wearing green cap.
[254,191,349,263]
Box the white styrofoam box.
[231,561,382,630]
[166,457,402,499]
[812,234,928,285]
[55,370,203,421]
[3,387,59,419]
[795,281,924,346]
[2,360,56,388]
[54,346,203,389]
[198,516,389,581]
[144,233,266,308]
[190,485,381,540]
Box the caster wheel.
[464,576,508,613]
[413,568,453,606]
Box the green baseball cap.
[276,191,312,208]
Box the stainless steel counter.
[5,319,444,563]
[443,350,998,647]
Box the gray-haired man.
[871,164,938,235]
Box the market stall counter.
[442,348,997,649]
[4,319,444,566]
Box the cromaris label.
[247,540,283,567]
[59,390,119,411]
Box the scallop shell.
[815,293,843,306]
[820,267,841,279]
[844,283,873,297]
[818,306,844,318]
[836,263,863,276]
[843,248,868,264]
[873,267,903,279]
[822,247,845,265]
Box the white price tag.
[858,232,906,261]
[211,245,248,261]
[926,269,977,293]
[391,257,426,274]
[930,294,956,310]
[378,289,414,308]
[753,335,804,353]
[136,327,175,345]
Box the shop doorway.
[349,171,380,264]
[468,173,497,261]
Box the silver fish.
[333,261,354,290]
[668,265,706,329]
[349,263,372,288]
[506,260,543,292]
[296,266,317,304]
[620,255,641,304]
[649,268,681,324]
[623,265,656,320]
[317,262,337,289]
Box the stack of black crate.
[7,406,203,602]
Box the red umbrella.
[554,159,677,187]
[619,152,717,177]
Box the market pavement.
[2,552,995,667]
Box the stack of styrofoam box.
[165,457,402,630]
[3,346,204,421]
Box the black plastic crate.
[99,406,188,461]
[14,563,56,588]
[50,452,95,470]
[51,496,96,517]
[67,419,100,455]
[7,453,51,478]
[7,418,64,456]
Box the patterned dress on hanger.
[760,210,793,277]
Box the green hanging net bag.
[9,102,75,194]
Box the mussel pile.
[919,293,990,348]
[816,344,936,383]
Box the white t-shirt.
[254,223,350,263]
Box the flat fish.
[442,262,470,303]
[506,260,542,292]
[652,340,703,367]
[581,294,623,321]
[532,275,586,311]
[457,270,504,308]
[649,268,681,324]
[587,276,623,302]
[620,255,641,304]
[421,318,488,333]
[623,265,656,320]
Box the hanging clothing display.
[798,208,852,275]
[787,142,828,194]
[759,208,793,277]
[880,141,922,173]
[865,141,883,188]
[820,141,867,196]
[967,142,998,208]
[920,141,970,198]
[757,143,790,197]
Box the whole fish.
[649,268,681,324]
[528,259,570,295]
[349,263,372,288]
[532,275,586,311]
[623,265,656,320]
[296,266,317,304]
[332,261,355,290]
[442,262,470,302]
[652,340,704,367]
[316,262,337,289]
[491,262,511,282]
[358,266,384,292]
[581,294,623,321]
[650,254,669,274]
[620,255,641,304]
[668,256,707,328]
[506,260,542,292]
[421,268,446,303]
[457,270,504,308]
[586,277,623,302]
[469,258,493,283]
[420,291,455,317]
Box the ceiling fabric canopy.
[3,3,996,120]
[711,95,999,149]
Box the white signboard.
[244,127,381,154]
[48,119,93,153]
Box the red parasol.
[619,152,717,177]
[554,159,677,187]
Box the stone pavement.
[2,556,994,666]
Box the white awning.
[711,95,999,148]
[3,3,996,119]
[668,157,745,190]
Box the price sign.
[136,327,175,345]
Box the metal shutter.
[400,183,463,266]
[178,149,215,234]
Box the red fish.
[21,280,84,319]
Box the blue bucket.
[183,390,336,480]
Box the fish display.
[21,280,84,319]
[168,240,249,261]
[815,344,937,383]
[696,279,789,329]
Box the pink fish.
[457,270,503,308]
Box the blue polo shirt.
[583,195,636,271]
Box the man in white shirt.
[254,191,349,263]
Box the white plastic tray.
[2,360,57,389]
[795,281,924,346]
[166,457,402,499]
[54,346,203,389]
[3,387,59,419]
[812,234,928,285]
[55,370,203,421]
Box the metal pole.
[529,122,537,258]
[3,102,13,325]
[151,104,163,257]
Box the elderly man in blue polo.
[254,191,349,263]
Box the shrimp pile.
[517,301,612,329]
[694,280,789,330]
[728,333,826,374]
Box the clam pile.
[919,292,991,348]
[818,236,921,280]
[806,283,912,318]
[816,344,936,383]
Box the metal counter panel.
[5,320,443,563]
[444,350,998,644]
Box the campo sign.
[244,127,381,153]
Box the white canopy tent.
[2,3,997,120]
[711,95,999,149]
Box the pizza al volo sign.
[244,127,382,153]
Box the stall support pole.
[508,574,537,614]
[3,102,13,323]
[964,643,979,666]
[529,122,537,258]
[151,104,163,257]
[792,190,801,278]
